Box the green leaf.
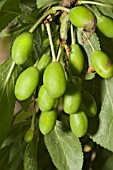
[84,72,95,80]
[36,0,61,8]
[24,133,39,170]
[0,58,21,147]
[77,28,101,66]
[44,121,83,170]
[91,0,113,18]
[90,77,113,152]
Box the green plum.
[15,66,39,101]
[11,32,33,65]
[70,111,88,138]
[92,50,113,79]
[39,110,57,135]
[43,62,66,98]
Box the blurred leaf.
[24,133,39,170]
[102,154,113,170]
[45,121,83,170]
[0,146,10,170]
[36,0,61,8]
[0,0,21,31]
[0,58,21,147]
[92,146,112,170]
[14,110,33,124]
[20,97,31,112]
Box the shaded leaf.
[0,146,10,170]
[96,29,113,60]
[77,28,101,66]
[0,58,21,146]
[37,133,56,170]
[102,154,113,170]
[90,77,113,152]
[32,27,43,60]
[44,121,83,170]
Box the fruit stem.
[78,0,112,8]
[83,31,95,52]
[46,23,56,62]
[29,6,70,33]
[30,103,37,130]
[57,44,62,62]
[34,60,39,68]
[70,24,75,45]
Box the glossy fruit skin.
[11,32,33,65]
[81,90,97,117]
[37,54,51,72]
[63,83,82,114]
[92,50,113,79]
[69,6,95,30]
[38,85,55,111]
[43,62,66,98]
[39,110,57,135]
[24,129,34,143]
[15,66,39,101]
[70,111,88,138]
[69,44,84,76]
[97,16,113,38]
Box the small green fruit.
[69,44,84,76]
[92,50,113,79]
[97,15,113,38]
[15,66,39,101]
[69,6,95,30]
[43,62,66,98]
[70,111,88,138]
[39,110,57,135]
[38,85,55,111]
[81,90,97,117]
[37,54,51,85]
[24,129,34,143]
[37,54,51,72]
[11,32,33,65]
[63,83,82,114]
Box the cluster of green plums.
[69,6,113,79]
[10,4,113,138]
[11,32,98,138]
